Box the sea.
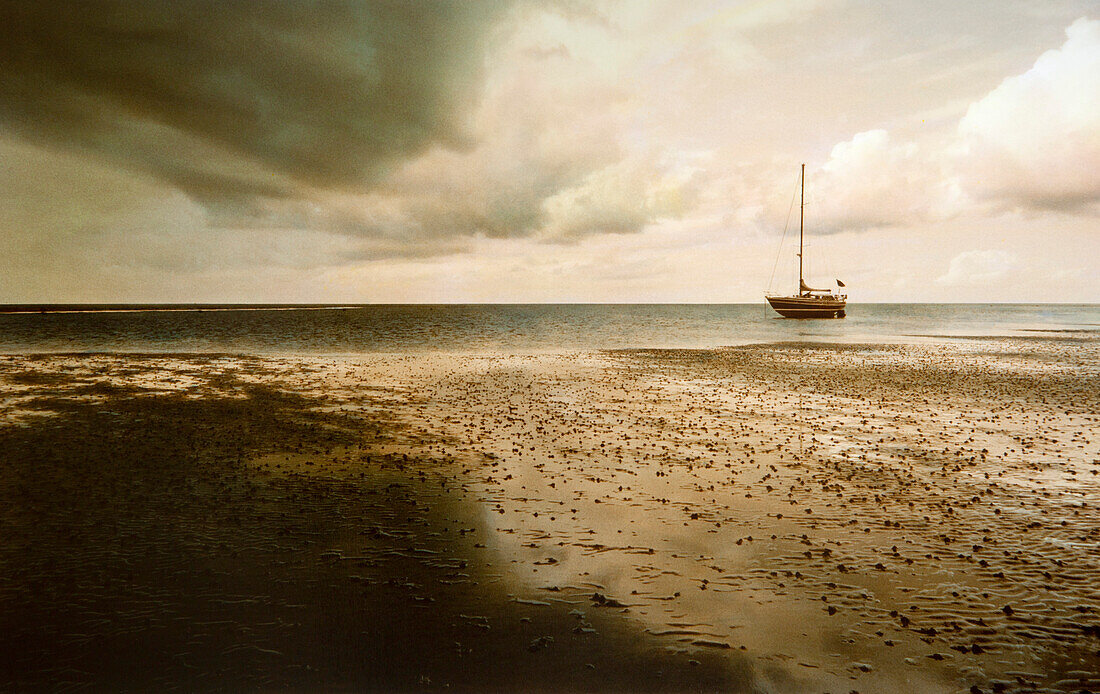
[0,304,1097,354]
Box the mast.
[799,163,804,293]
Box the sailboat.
[766,164,847,319]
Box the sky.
[1,0,1097,303]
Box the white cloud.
[935,250,1017,286]
[539,152,702,241]
[804,16,1100,233]
[808,130,958,232]
[956,17,1100,210]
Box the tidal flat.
[1,339,1097,692]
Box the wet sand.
[0,339,1097,692]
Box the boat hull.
[766,295,847,319]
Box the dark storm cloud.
[0,0,510,202]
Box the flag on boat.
[836,279,846,287]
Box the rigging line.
[767,170,801,293]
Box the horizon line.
[2,301,1098,315]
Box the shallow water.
[0,303,1097,354]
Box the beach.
[1,338,1097,692]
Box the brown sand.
[0,339,1097,692]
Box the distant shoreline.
[0,305,359,315]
